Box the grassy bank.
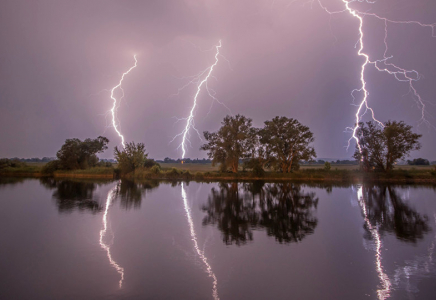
[1,163,435,183]
[130,165,436,184]
[0,165,115,179]
[53,167,115,178]
[0,165,45,177]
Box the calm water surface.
[0,178,435,300]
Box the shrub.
[96,161,112,168]
[166,168,180,177]
[144,159,159,168]
[114,142,148,174]
[41,160,62,174]
[0,158,27,169]
[324,162,331,171]
[252,164,265,177]
[0,158,11,169]
[150,165,161,174]
[114,168,121,178]
[194,172,204,179]
[243,158,265,177]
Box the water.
[0,178,435,300]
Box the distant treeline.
[158,157,212,164]
[5,157,56,163]
[407,158,436,166]
[158,158,360,165]
[303,159,359,165]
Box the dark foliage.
[201,114,257,173]
[259,116,316,173]
[114,142,148,174]
[353,121,421,172]
[407,158,430,165]
[56,136,109,170]
[202,182,318,245]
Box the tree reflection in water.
[360,185,430,243]
[358,185,432,300]
[202,182,319,245]
[115,180,160,210]
[39,178,104,213]
[39,178,161,213]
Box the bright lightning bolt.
[357,186,391,300]
[181,183,219,300]
[313,0,436,153]
[99,186,125,288]
[170,40,223,159]
[109,55,138,148]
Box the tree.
[56,136,109,170]
[114,142,148,174]
[353,121,421,172]
[200,114,257,173]
[407,158,430,165]
[259,117,316,173]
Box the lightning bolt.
[313,0,436,153]
[99,186,125,288]
[181,183,219,300]
[357,186,391,300]
[170,40,223,159]
[109,55,138,148]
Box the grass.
[1,162,435,183]
[53,167,114,178]
[0,165,114,178]
[0,165,44,176]
[127,164,436,183]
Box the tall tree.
[200,114,257,173]
[259,117,316,173]
[353,121,421,172]
[114,142,148,174]
[56,136,109,170]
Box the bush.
[243,158,265,177]
[96,161,112,168]
[324,162,331,171]
[114,142,148,174]
[42,160,62,174]
[252,164,265,177]
[144,158,159,168]
[114,168,121,178]
[0,158,11,169]
[194,172,204,179]
[150,165,161,174]
[166,168,180,177]
[0,158,27,169]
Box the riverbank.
[131,167,436,184]
[1,164,435,183]
[0,166,115,179]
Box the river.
[0,178,435,299]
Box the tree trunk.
[232,159,238,173]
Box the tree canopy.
[114,142,149,174]
[407,158,430,166]
[259,116,316,173]
[200,114,257,173]
[56,136,109,170]
[353,121,421,172]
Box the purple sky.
[1,0,435,160]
